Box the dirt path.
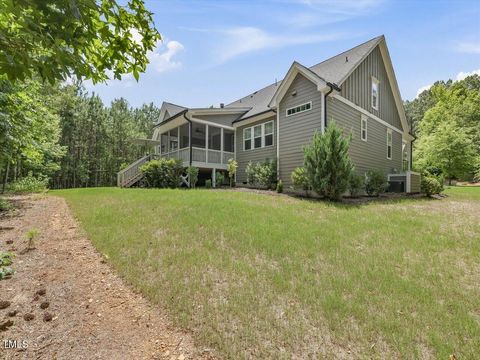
[0,195,207,360]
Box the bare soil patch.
[0,195,208,359]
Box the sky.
[86,0,480,108]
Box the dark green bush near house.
[140,158,183,188]
[276,180,283,193]
[245,159,277,189]
[421,175,443,197]
[205,179,212,189]
[7,173,48,193]
[215,172,225,187]
[186,166,199,189]
[349,173,364,198]
[364,169,387,196]
[303,122,354,201]
[291,167,311,196]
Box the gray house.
[118,35,421,193]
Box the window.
[264,121,274,146]
[223,129,234,152]
[191,123,206,148]
[286,101,312,116]
[387,129,392,160]
[180,124,189,148]
[244,128,252,150]
[372,77,379,110]
[243,121,274,150]
[169,128,178,151]
[361,115,368,141]
[253,125,262,148]
[160,132,168,154]
[208,126,221,150]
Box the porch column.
[220,128,224,164]
[212,168,216,188]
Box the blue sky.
[86,0,480,108]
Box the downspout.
[324,82,341,129]
[409,134,416,171]
[183,111,193,188]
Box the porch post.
[220,128,224,164]
[177,126,180,159]
[206,125,209,163]
[212,168,216,188]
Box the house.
[118,35,421,193]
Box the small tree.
[186,166,199,189]
[364,169,387,197]
[291,167,311,197]
[303,122,354,201]
[227,158,237,187]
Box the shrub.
[140,158,183,188]
[227,158,238,187]
[0,252,14,280]
[364,169,387,196]
[205,179,212,189]
[245,159,277,189]
[349,173,364,198]
[246,161,256,185]
[7,173,48,193]
[276,180,283,193]
[215,172,225,187]
[303,122,354,201]
[186,166,199,188]
[421,175,443,197]
[0,198,12,212]
[291,167,311,196]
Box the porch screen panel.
[169,128,178,151]
[208,126,221,151]
[160,132,168,154]
[223,130,234,152]
[180,124,189,148]
[191,123,206,148]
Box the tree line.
[0,77,160,190]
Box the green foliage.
[0,197,11,211]
[26,228,40,249]
[291,167,311,196]
[205,179,212,189]
[364,169,387,197]
[227,158,237,187]
[303,122,354,201]
[7,173,48,193]
[140,159,183,188]
[421,175,443,197]
[0,0,160,84]
[187,166,199,189]
[276,180,283,193]
[349,173,364,198]
[245,159,277,189]
[0,252,14,280]
[215,172,225,187]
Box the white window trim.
[360,115,368,142]
[242,121,274,151]
[372,76,379,111]
[387,128,393,160]
[286,101,312,117]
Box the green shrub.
[291,167,311,196]
[215,172,225,187]
[227,158,237,187]
[303,122,354,201]
[364,169,387,197]
[276,180,283,193]
[421,175,443,197]
[186,166,199,188]
[140,158,183,188]
[245,159,277,189]
[349,173,364,198]
[0,252,14,280]
[0,198,12,212]
[7,173,48,193]
[205,179,212,189]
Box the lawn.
[54,187,480,359]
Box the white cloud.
[214,27,342,63]
[457,42,480,54]
[416,84,432,98]
[148,40,185,73]
[456,69,480,81]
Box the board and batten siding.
[328,97,403,175]
[278,74,323,186]
[341,45,403,131]
[235,116,276,184]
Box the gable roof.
[156,102,187,125]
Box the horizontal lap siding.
[235,117,276,184]
[341,46,403,130]
[328,97,403,175]
[279,74,323,186]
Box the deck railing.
[161,147,234,166]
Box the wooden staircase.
[117,155,152,188]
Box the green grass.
[54,187,480,359]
